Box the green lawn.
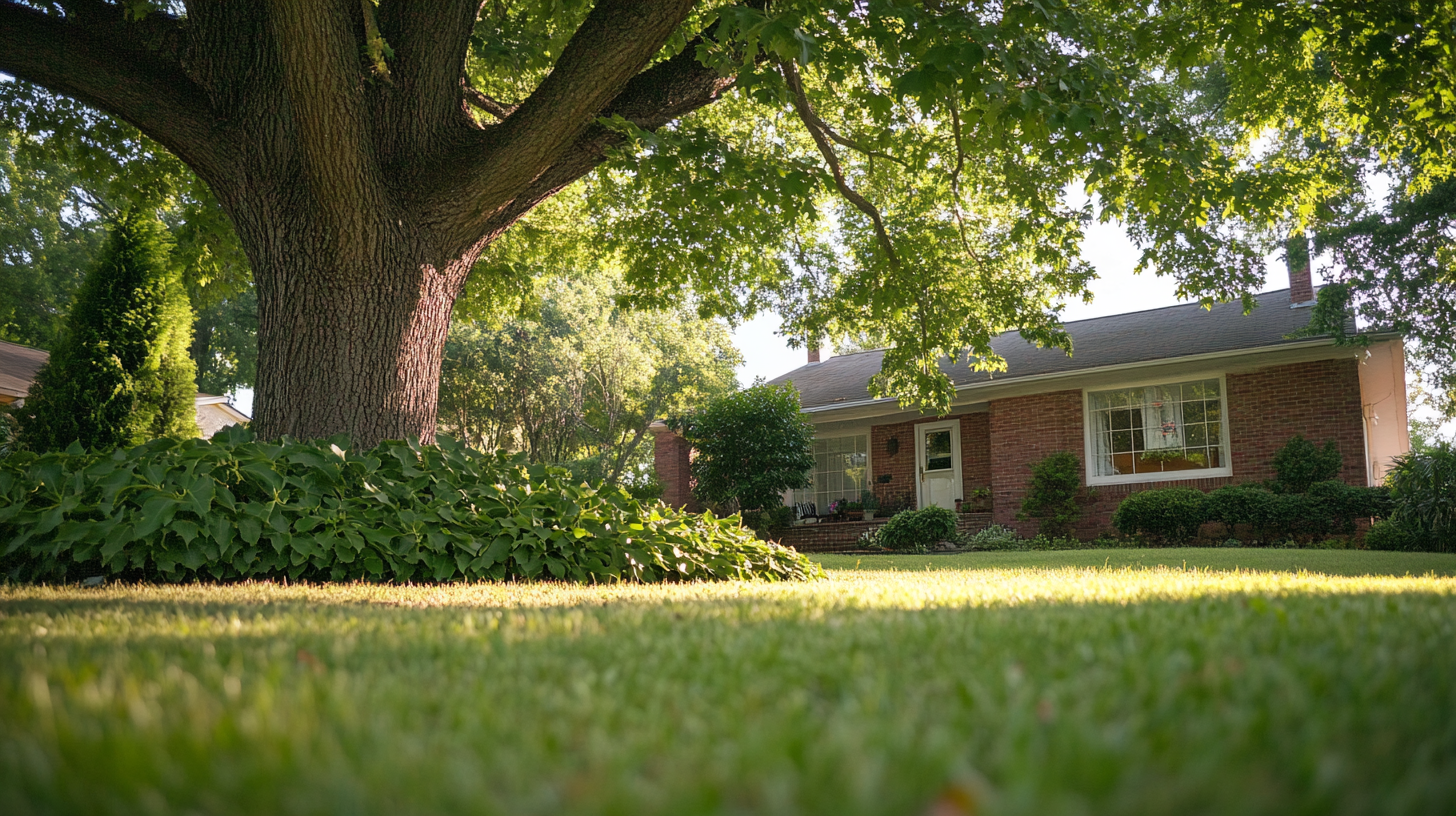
[3,549,1455,815]
[815,547,1456,577]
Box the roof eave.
[799,334,1396,416]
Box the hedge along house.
[651,267,1411,546]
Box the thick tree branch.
[780,60,899,268]
[466,36,740,248]
[378,1,483,145]
[445,0,698,241]
[0,1,230,184]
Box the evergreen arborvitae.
[18,211,199,451]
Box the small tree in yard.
[18,211,198,452]
[1018,451,1083,538]
[674,383,814,515]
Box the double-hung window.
[1085,376,1231,484]
[794,434,869,510]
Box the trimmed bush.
[1203,481,1389,544]
[1271,434,1342,493]
[1017,451,1082,537]
[876,506,958,552]
[0,428,824,584]
[742,505,793,538]
[1307,480,1392,534]
[1365,519,1420,552]
[1112,488,1208,544]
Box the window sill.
[1086,467,1232,487]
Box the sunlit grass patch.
[3,551,1455,815]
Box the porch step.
[774,512,993,554]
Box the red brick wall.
[988,358,1368,538]
[989,390,1087,536]
[652,429,699,512]
[868,412,991,509]
[1226,358,1366,486]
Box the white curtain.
[1092,413,1113,475]
[1142,386,1184,450]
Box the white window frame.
[1082,372,1233,486]
[792,432,872,510]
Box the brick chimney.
[807,345,821,364]
[1287,232,1314,305]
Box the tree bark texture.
[0,0,739,446]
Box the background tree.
[674,383,814,514]
[0,91,257,397]
[1,1,1449,445]
[18,210,198,451]
[439,261,739,487]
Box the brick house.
[651,273,1410,547]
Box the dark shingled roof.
[769,288,1350,411]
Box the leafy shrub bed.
[0,429,823,584]
[961,524,1121,552]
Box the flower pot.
[864,510,876,521]
[846,511,864,522]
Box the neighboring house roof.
[0,338,251,429]
[0,339,49,401]
[769,287,1359,411]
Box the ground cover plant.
[0,428,820,584]
[2,549,1455,816]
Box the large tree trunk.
[245,219,476,443]
[0,0,737,448]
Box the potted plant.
[862,491,880,520]
[827,498,846,520]
[845,500,864,521]
[964,486,992,513]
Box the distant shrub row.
[1112,481,1390,545]
[1112,443,1454,552]
[0,428,824,584]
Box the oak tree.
[3,0,1443,445]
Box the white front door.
[915,419,962,511]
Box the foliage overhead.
[0,0,1450,426]
[673,382,815,512]
[17,210,198,452]
[0,427,824,584]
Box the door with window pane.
[915,419,962,510]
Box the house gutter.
[798,335,1396,416]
